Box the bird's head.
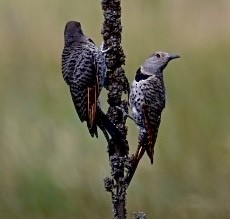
[142,51,180,76]
[64,21,84,45]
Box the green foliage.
[0,0,230,218]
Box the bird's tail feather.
[138,129,155,164]
[96,107,126,150]
[134,144,146,164]
[87,120,98,138]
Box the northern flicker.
[129,51,180,164]
[62,21,108,138]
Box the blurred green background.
[0,0,230,218]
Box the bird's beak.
[168,54,180,60]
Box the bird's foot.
[100,41,111,53]
[115,106,135,122]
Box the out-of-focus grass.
[0,0,230,218]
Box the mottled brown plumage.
[62,21,106,137]
[130,51,180,164]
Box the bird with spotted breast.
[62,21,111,138]
[129,51,180,164]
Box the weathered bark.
[101,0,129,218]
[101,0,147,218]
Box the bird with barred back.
[129,51,180,164]
[61,21,107,138]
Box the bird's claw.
[115,106,134,122]
[100,41,111,53]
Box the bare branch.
[101,0,129,218]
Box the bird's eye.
[156,53,161,58]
